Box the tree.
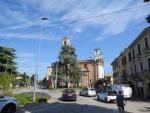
[58,45,80,87]
[144,0,150,2]
[0,73,11,96]
[19,72,31,86]
[0,46,17,73]
[146,15,150,24]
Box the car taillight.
[72,93,76,96]
[63,93,67,96]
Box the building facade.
[104,73,113,85]
[111,27,150,98]
[79,48,104,87]
[46,65,53,80]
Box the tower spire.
[62,36,71,46]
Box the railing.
[143,48,150,57]
[136,53,142,60]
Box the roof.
[78,60,93,63]
[129,26,150,48]
[111,26,150,64]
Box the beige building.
[79,48,104,87]
[104,73,113,85]
[111,26,150,98]
[46,65,53,80]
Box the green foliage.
[20,72,31,85]
[0,73,12,96]
[15,93,50,106]
[0,46,17,73]
[94,79,105,88]
[15,94,33,105]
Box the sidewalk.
[130,96,150,102]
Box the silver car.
[79,88,96,97]
[0,96,18,113]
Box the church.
[46,36,105,88]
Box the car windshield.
[89,88,95,91]
[64,89,75,93]
[108,91,117,95]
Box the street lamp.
[33,17,48,102]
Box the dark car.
[62,89,77,101]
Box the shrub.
[0,73,12,96]
[15,93,50,106]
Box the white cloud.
[93,36,104,42]
[0,0,149,40]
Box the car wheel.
[105,97,109,103]
[1,104,16,113]
[97,96,99,100]
[79,92,82,96]
[86,92,89,97]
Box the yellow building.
[111,26,150,98]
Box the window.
[148,58,150,70]
[121,56,127,66]
[140,62,143,71]
[137,44,141,55]
[128,52,131,61]
[132,49,135,58]
[64,41,67,45]
[134,65,137,74]
[145,37,149,49]
[84,64,87,68]
[131,67,133,75]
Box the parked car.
[62,89,77,101]
[79,88,96,97]
[97,90,117,102]
[0,96,18,113]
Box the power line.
[56,3,150,26]
[12,3,150,36]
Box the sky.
[0,0,150,80]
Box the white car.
[0,96,18,113]
[97,90,117,102]
[79,88,96,97]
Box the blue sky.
[0,0,150,80]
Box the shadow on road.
[129,97,150,103]
[19,101,133,113]
[93,98,116,104]
[138,107,150,112]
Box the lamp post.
[33,17,48,102]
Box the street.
[18,89,150,113]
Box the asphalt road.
[17,89,150,113]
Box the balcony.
[143,69,150,79]
[143,48,150,57]
[130,57,135,63]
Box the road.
[17,88,150,113]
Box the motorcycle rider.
[116,91,126,111]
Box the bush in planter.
[37,98,47,103]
